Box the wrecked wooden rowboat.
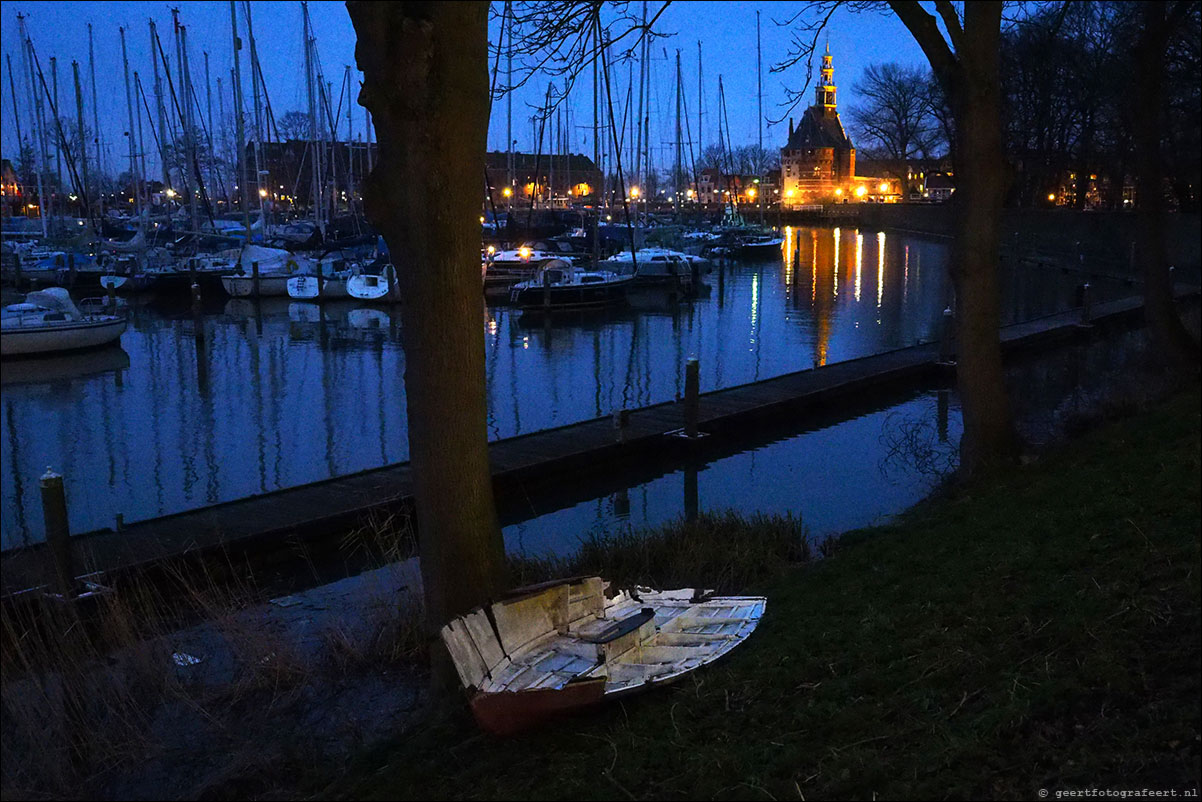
[440,576,766,735]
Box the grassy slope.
[340,389,1201,800]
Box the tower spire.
[816,43,837,115]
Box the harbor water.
[1,226,1135,552]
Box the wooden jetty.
[0,288,1195,599]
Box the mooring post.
[188,257,196,286]
[252,260,260,297]
[612,408,630,443]
[106,279,117,307]
[937,389,949,443]
[12,253,22,288]
[191,281,202,308]
[1080,282,1091,324]
[684,463,699,522]
[40,468,76,597]
[542,269,552,312]
[684,356,700,438]
[939,307,956,363]
[67,252,77,288]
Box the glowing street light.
[259,188,269,198]
[502,187,513,198]
[834,188,843,197]
[878,182,889,193]
[1047,193,1056,202]
[165,188,177,198]
[747,187,757,199]
[630,186,640,198]
[855,185,867,198]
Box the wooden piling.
[939,307,956,363]
[684,357,700,438]
[1080,282,1091,324]
[39,469,75,597]
[252,260,260,297]
[543,268,552,312]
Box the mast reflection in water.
[1,227,1130,547]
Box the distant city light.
[855,185,867,197]
[878,182,889,193]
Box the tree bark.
[1133,2,1201,377]
[948,3,1020,477]
[891,0,1019,478]
[348,1,506,631]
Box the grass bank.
[337,387,1201,800]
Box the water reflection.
[1,226,1136,545]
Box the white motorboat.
[441,576,766,735]
[1,288,127,357]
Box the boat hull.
[221,274,294,297]
[286,275,349,299]
[469,679,607,736]
[1,317,127,357]
[510,280,631,310]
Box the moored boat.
[509,260,633,309]
[1,288,127,358]
[441,576,766,735]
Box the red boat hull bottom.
[470,678,607,736]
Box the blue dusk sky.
[1,1,931,175]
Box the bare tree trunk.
[1133,2,1201,377]
[891,0,1019,478]
[348,1,506,632]
[949,3,1020,478]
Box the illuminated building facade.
[780,45,856,206]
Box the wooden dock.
[0,289,1194,598]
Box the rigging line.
[524,81,552,236]
[598,13,637,272]
[151,26,216,230]
[136,75,165,177]
[482,0,508,235]
[28,45,91,226]
[187,78,229,203]
[679,72,701,211]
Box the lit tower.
[817,42,837,116]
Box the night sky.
[1,1,928,177]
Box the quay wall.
[856,205,1201,278]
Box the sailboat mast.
[150,19,169,189]
[88,24,104,217]
[505,0,513,199]
[120,28,141,218]
[674,50,681,216]
[243,1,267,235]
[20,16,50,238]
[303,1,321,234]
[756,10,763,224]
[229,0,251,241]
[176,18,201,234]
[72,61,91,224]
[134,72,148,210]
[7,56,24,165]
[345,64,354,218]
[51,58,62,199]
[697,39,702,188]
